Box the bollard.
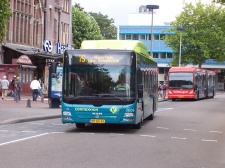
[26,99,31,108]
[41,95,44,103]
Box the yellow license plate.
[178,96,184,98]
[90,119,105,123]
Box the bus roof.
[80,40,153,60]
[169,66,206,73]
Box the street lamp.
[177,27,185,67]
[146,5,159,57]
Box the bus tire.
[172,99,175,101]
[76,123,85,128]
[133,114,143,129]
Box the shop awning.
[2,43,63,59]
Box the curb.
[0,115,61,125]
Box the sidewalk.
[0,95,61,125]
[0,95,168,125]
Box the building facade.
[118,25,225,90]
[0,0,72,95]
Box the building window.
[154,34,159,40]
[160,34,166,40]
[160,52,166,59]
[126,34,131,40]
[153,53,159,58]
[140,34,145,40]
[132,34,138,40]
[120,34,125,40]
[63,0,69,12]
[167,53,173,58]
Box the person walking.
[14,77,22,101]
[1,76,9,100]
[158,82,162,99]
[11,75,16,97]
[30,77,40,101]
[162,82,167,99]
[38,78,44,98]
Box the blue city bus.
[61,40,158,129]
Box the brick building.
[0,0,72,95]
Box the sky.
[72,0,212,26]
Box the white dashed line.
[140,135,156,138]
[29,123,44,125]
[0,130,9,132]
[156,108,173,112]
[202,139,218,142]
[171,137,187,140]
[183,129,197,132]
[0,133,49,146]
[21,131,36,133]
[79,133,95,135]
[109,133,124,136]
[157,127,169,130]
[209,131,223,134]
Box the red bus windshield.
[169,72,193,89]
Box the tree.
[213,0,225,4]
[0,0,12,43]
[164,1,225,68]
[72,6,103,49]
[89,12,117,39]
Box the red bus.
[168,67,216,101]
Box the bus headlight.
[124,113,134,117]
[63,111,71,116]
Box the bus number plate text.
[90,119,105,123]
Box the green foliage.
[89,12,117,39]
[0,0,12,43]
[72,6,103,49]
[164,1,225,68]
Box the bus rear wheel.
[76,123,85,128]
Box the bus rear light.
[189,91,193,94]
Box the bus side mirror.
[138,84,143,98]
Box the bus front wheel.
[76,123,85,128]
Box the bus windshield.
[169,72,193,89]
[63,50,135,103]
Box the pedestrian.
[1,76,9,100]
[30,77,40,101]
[11,75,16,97]
[158,82,162,99]
[38,78,44,98]
[14,77,22,101]
[162,82,167,99]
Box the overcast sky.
[72,0,212,26]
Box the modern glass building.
[118,25,225,90]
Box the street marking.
[79,133,95,135]
[0,130,9,132]
[21,131,36,133]
[171,137,187,140]
[156,108,173,112]
[184,129,197,132]
[202,139,218,142]
[52,124,66,126]
[50,132,65,134]
[29,123,44,125]
[157,127,169,130]
[209,131,223,134]
[109,133,124,136]
[0,133,49,146]
[140,135,156,138]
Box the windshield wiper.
[93,94,125,102]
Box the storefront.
[0,55,36,95]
